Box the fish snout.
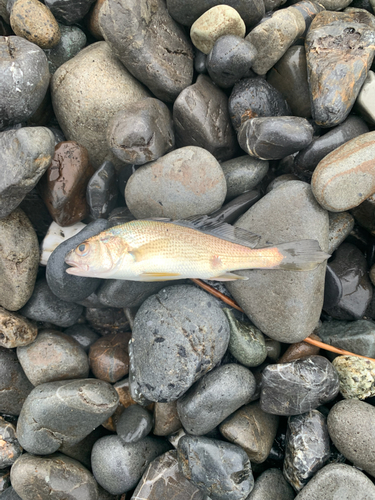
[65,249,90,275]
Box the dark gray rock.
[194,48,207,74]
[129,285,230,402]
[44,24,86,74]
[91,435,170,495]
[99,0,193,103]
[173,75,238,162]
[64,324,100,352]
[248,469,294,500]
[177,364,255,435]
[17,378,119,455]
[0,469,10,494]
[59,427,105,470]
[45,0,96,25]
[316,319,375,358]
[221,156,268,201]
[86,161,118,219]
[116,405,153,443]
[260,356,340,416]
[0,487,22,500]
[0,417,22,468]
[177,435,254,500]
[19,188,53,241]
[0,347,33,415]
[0,36,49,129]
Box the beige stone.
[355,71,375,125]
[0,307,37,348]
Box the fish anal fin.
[210,272,249,281]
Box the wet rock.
[64,324,100,352]
[177,364,255,435]
[279,339,320,363]
[125,146,227,219]
[173,75,238,162]
[85,307,130,336]
[45,0,96,25]
[226,181,329,343]
[99,0,193,103]
[17,329,89,386]
[86,161,118,219]
[129,285,230,402]
[248,469,294,500]
[260,355,340,416]
[107,98,174,166]
[351,193,375,235]
[11,453,99,500]
[219,401,279,464]
[194,48,207,73]
[0,307,37,348]
[19,189,54,242]
[332,355,375,400]
[355,70,375,124]
[17,378,119,455]
[0,470,10,493]
[221,156,268,201]
[292,0,326,38]
[316,319,375,357]
[306,11,375,127]
[0,417,22,468]
[44,24,87,74]
[116,405,153,443]
[238,116,314,160]
[177,435,254,500]
[91,435,170,495]
[328,212,355,254]
[51,42,150,170]
[284,410,330,491]
[0,347,33,415]
[153,401,182,436]
[89,332,131,384]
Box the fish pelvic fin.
[210,272,249,281]
[274,240,330,271]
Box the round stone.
[221,156,269,201]
[332,355,375,400]
[89,332,131,384]
[0,417,22,468]
[44,24,87,74]
[0,307,37,348]
[248,469,294,500]
[0,347,33,415]
[45,0,96,25]
[116,405,153,443]
[86,161,118,219]
[153,402,182,436]
[64,324,100,352]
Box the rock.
[89,332,131,384]
[238,116,314,160]
[45,0,96,25]
[153,402,182,436]
[226,181,329,343]
[17,329,89,386]
[266,174,300,192]
[87,0,105,40]
[319,0,352,8]
[0,209,39,312]
[0,488,22,500]
[59,427,105,471]
[291,0,326,39]
[64,324,100,352]
[248,469,294,500]
[91,435,170,495]
[125,147,227,219]
[44,24,87,74]
[19,189,54,242]
[177,364,255,435]
[219,401,279,464]
[306,11,375,127]
[228,77,291,132]
[224,309,267,367]
[0,127,55,218]
[294,463,375,499]
[177,435,254,500]
[194,49,207,73]
[51,41,150,170]
[10,0,60,49]
[316,319,375,357]
[355,70,375,124]
[221,156,269,201]
[0,37,50,130]
[131,450,205,500]
[17,378,119,455]
[332,355,375,399]
[206,35,257,88]
[0,347,33,415]
[279,339,320,363]
[260,355,340,416]
[246,8,305,75]
[116,405,153,443]
[0,470,10,494]
[265,338,281,361]
[0,307,37,348]
[99,0,193,103]
[351,193,375,235]
[11,453,99,500]
[129,285,230,402]
[190,5,246,54]
[284,410,330,491]
[86,161,118,220]
[0,417,22,468]
[20,279,83,327]
[173,75,238,162]
[328,212,355,254]
[85,306,130,336]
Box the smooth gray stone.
[221,156,269,201]
[99,0,193,103]
[328,212,355,254]
[177,364,256,435]
[0,347,32,415]
[86,161,118,220]
[260,355,340,416]
[16,379,119,455]
[91,435,170,495]
[0,36,49,129]
[177,436,254,500]
[129,285,230,402]
[248,469,294,500]
[294,463,375,499]
[45,0,96,25]
[226,181,329,343]
[316,319,375,358]
[266,174,299,193]
[116,405,153,443]
[59,427,105,470]
[64,324,100,352]
[44,24,86,74]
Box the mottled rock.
[0,307,37,348]
[328,212,355,254]
[86,161,118,219]
[0,347,33,415]
[316,319,375,357]
[44,24,87,74]
[153,401,182,436]
[0,417,22,468]
[116,405,153,443]
[333,355,375,399]
[355,70,375,124]
[221,156,268,201]
[45,0,96,25]
[89,332,131,384]
[248,469,294,500]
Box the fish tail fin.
[274,240,330,271]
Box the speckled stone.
[316,319,375,358]
[44,24,86,74]
[355,70,375,124]
[153,402,182,436]
[0,417,22,468]
[332,355,375,399]
[89,332,131,384]
[260,356,340,416]
[328,212,355,254]
[221,156,268,201]
[116,405,153,443]
[0,347,33,415]
[0,307,37,348]
[219,401,279,464]
[248,469,294,500]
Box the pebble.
[311,131,375,212]
[87,0,105,40]
[17,378,119,455]
[220,156,269,201]
[116,405,153,443]
[306,11,375,127]
[99,0,193,102]
[284,410,330,491]
[0,307,37,348]
[237,116,314,160]
[219,401,279,464]
[224,309,267,367]
[352,193,375,235]
[45,0,96,25]
[17,329,89,386]
[44,24,87,74]
[129,285,230,402]
[0,347,33,415]
[177,435,254,500]
[125,146,227,219]
[355,70,375,124]
[85,306,130,336]
[279,339,320,363]
[173,75,238,162]
[265,338,281,361]
[91,435,170,495]
[0,470,10,494]
[327,211,355,254]
[266,173,299,192]
[248,469,294,500]
[177,363,255,435]
[89,332,131,383]
[194,48,207,74]
[0,417,22,468]
[153,401,182,436]
[260,355,340,415]
[10,0,60,49]
[64,324,100,352]
[0,488,21,500]
[0,127,55,218]
[190,5,246,54]
[86,161,118,219]
[332,355,375,399]
[316,319,375,358]
[11,453,99,500]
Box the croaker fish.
[65,216,330,281]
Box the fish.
[64,216,330,281]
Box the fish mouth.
[65,255,90,276]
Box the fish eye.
[76,242,89,256]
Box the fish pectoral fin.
[210,272,249,281]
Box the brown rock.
[279,340,320,363]
[10,0,61,49]
[38,141,94,227]
[89,332,132,383]
[87,0,105,40]
[0,307,37,348]
[153,402,182,436]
